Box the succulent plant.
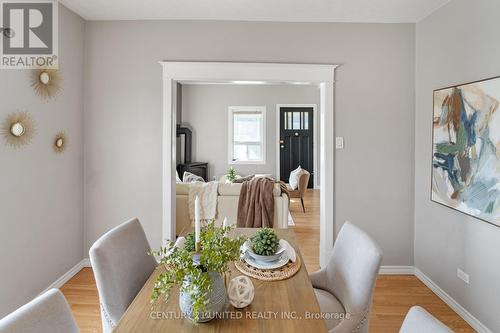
[251,228,279,256]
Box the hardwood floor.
[289,189,321,272]
[61,189,474,333]
[60,267,102,333]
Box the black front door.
[279,107,314,188]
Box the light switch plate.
[457,268,470,285]
[335,137,344,149]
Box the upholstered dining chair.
[90,218,157,333]
[287,170,310,212]
[399,306,454,333]
[309,222,383,333]
[0,289,79,333]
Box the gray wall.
[84,20,416,266]
[181,84,319,180]
[415,0,500,330]
[0,5,85,317]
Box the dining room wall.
[0,5,85,317]
[415,0,500,330]
[84,20,416,267]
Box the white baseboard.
[82,258,91,267]
[414,268,491,333]
[43,258,92,294]
[379,266,415,275]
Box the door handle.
[279,140,284,144]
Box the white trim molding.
[41,259,91,294]
[415,268,492,333]
[161,62,338,268]
[379,266,415,275]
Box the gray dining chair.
[399,306,455,333]
[89,218,157,333]
[0,289,79,333]
[309,222,383,333]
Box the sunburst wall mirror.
[53,132,67,153]
[31,69,62,99]
[1,112,35,148]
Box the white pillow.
[183,171,205,183]
[289,166,303,190]
[176,170,182,183]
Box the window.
[228,106,266,164]
[284,110,309,130]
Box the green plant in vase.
[227,167,237,183]
[149,221,245,322]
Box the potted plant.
[227,167,237,183]
[246,228,283,262]
[150,221,245,322]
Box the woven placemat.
[234,256,302,281]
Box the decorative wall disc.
[31,68,62,99]
[1,112,35,148]
[53,132,67,153]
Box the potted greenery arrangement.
[246,228,283,262]
[226,167,237,183]
[150,221,245,322]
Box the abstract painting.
[432,76,500,226]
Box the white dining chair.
[0,289,79,333]
[399,306,455,333]
[89,218,157,333]
[309,222,383,333]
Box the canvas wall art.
[432,76,500,226]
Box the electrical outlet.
[457,268,470,285]
[335,137,344,149]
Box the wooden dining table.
[114,228,327,333]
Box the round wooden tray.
[234,255,301,281]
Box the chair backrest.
[325,222,382,315]
[89,218,156,332]
[399,306,454,333]
[297,170,310,197]
[0,289,79,333]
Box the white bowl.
[246,244,285,262]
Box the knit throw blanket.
[237,177,278,228]
[188,181,219,221]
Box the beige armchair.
[89,218,157,333]
[0,289,79,333]
[287,170,310,212]
[399,306,454,333]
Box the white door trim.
[275,104,319,189]
[161,62,338,267]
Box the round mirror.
[39,72,50,85]
[10,122,25,137]
[56,137,63,148]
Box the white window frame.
[227,106,266,165]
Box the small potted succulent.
[247,228,283,262]
[149,221,245,322]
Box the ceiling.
[59,0,451,23]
